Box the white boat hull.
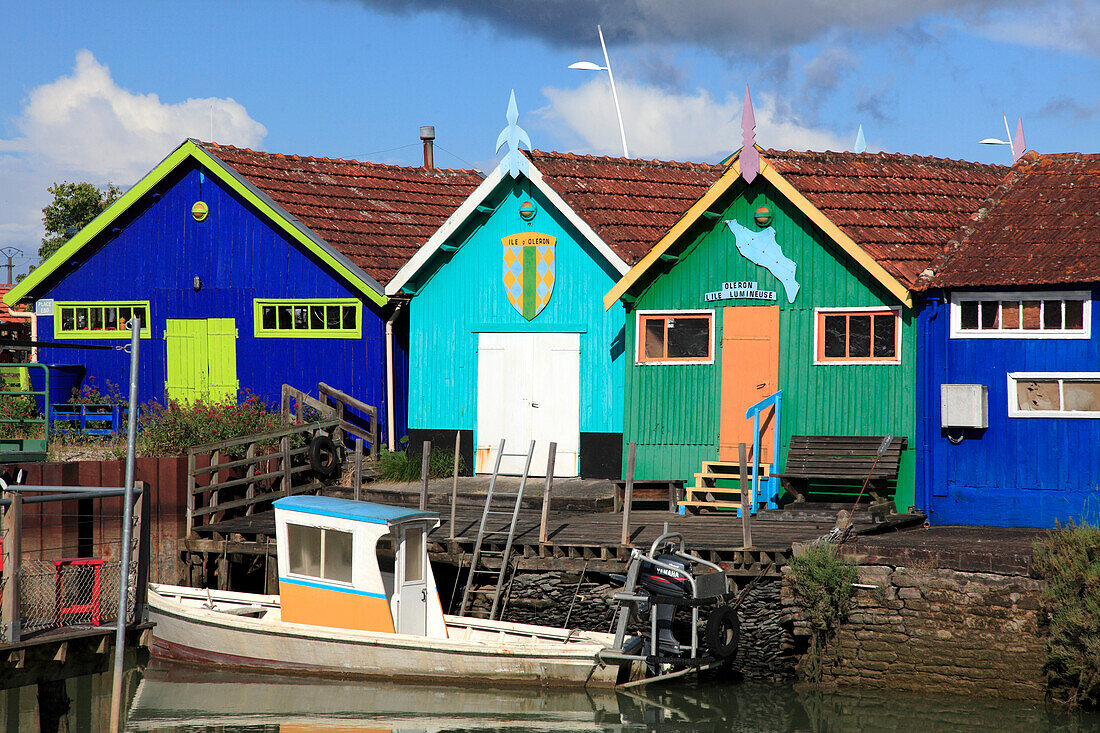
[148,584,623,687]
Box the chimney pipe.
[420,125,435,169]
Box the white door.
[476,332,579,477]
[397,524,427,635]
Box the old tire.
[704,605,740,660]
[309,434,340,477]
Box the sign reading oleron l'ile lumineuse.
[703,281,776,302]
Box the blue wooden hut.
[4,139,482,447]
[386,95,720,477]
[916,152,1100,527]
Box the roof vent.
[420,126,435,169]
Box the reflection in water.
[121,662,1100,733]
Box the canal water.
[6,661,1100,731]
[119,662,1098,733]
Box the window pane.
[287,523,321,577]
[323,529,353,583]
[1042,300,1062,330]
[278,305,292,330]
[980,301,999,329]
[666,317,709,358]
[294,306,308,329]
[1063,381,1100,412]
[848,316,871,358]
[326,305,340,329]
[1016,380,1060,411]
[873,314,896,358]
[134,307,147,328]
[1065,300,1085,331]
[75,308,88,331]
[342,305,356,330]
[60,308,74,332]
[105,308,118,330]
[310,305,325,329]
[90,308,103,330]
[404,526,423,582]
[823,315,846,357]
[119,307,132,328]
[1002,301,1020,330]
[262,306,276,330]
[960,301,979,330]
[644,318,664,359]
[1022,301,1041,329]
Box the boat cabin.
[272,496,446,638]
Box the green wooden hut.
[605,147,1006,512]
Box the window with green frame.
[253,299,362,339]
[55,301,151,339]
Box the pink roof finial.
[1011,117,1026,163]
[740,84,759,184]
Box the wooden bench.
[774,435,907,503]
[612,480,684,513]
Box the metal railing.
[745,389,783,512]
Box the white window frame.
[284,521,357,588]
[635,309,715,366]
[1007,372,1100,418]
[950,290,1091,340]
[812,306,902,366]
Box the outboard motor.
[638,554,692,655]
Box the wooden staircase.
[677,460,770,513]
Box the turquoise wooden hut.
[387,93,720,477]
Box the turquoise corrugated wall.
[407,176,626,439]
[624,178,917,510]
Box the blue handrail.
[744,389,782,513]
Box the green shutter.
[165,318,237,404]
[206,318,238,403]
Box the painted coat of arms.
[502,232,555,320]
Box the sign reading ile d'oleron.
[704,281,776,302]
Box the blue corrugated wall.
[405,176,626,439]
[26,160,404,443]
[917,288,1100,527]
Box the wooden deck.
[185,491,922,576]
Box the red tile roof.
[529,151,724,265]
[201,143,483,285]
[926,152,1100,289]
[763,150,1009,289]
[0,287,31,325]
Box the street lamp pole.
[569,25,629,158]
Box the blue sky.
[1,0,1097,276]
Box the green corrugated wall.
[623,178,916,511]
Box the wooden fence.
[280,383,378,459]
[186,418,340,536]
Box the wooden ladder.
[678,460,770,513]
[458,439,535,620]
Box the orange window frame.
[636,312,713,364]
[815,308,900,364]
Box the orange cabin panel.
[719,305,780,464]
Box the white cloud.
[972,0,1099,56]
[0,50,266,270]
[538,79,847,161]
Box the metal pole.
[354,438,363,502]
[738,442,753,549]
[419,441,430,511]
[450,431,460,541]
[108,314,140,733]
[539,442,556,544]
[598,25,629,158]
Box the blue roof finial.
[495,89,532,179]
[854,124,867,153]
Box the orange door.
[719,305,779,463]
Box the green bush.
[788,542,859,682]
[0,394,42,439]
[136,391,287,457]
[1033,521,1100,709]
[377,443,465,482]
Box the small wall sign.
[35,299,54,316]
[704,281,777,302]
[191,201,209,222]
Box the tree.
[37,181,122,266]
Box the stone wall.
[781,561,1047,700]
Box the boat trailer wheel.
[309,434,340,477]
[704,605,740,660]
